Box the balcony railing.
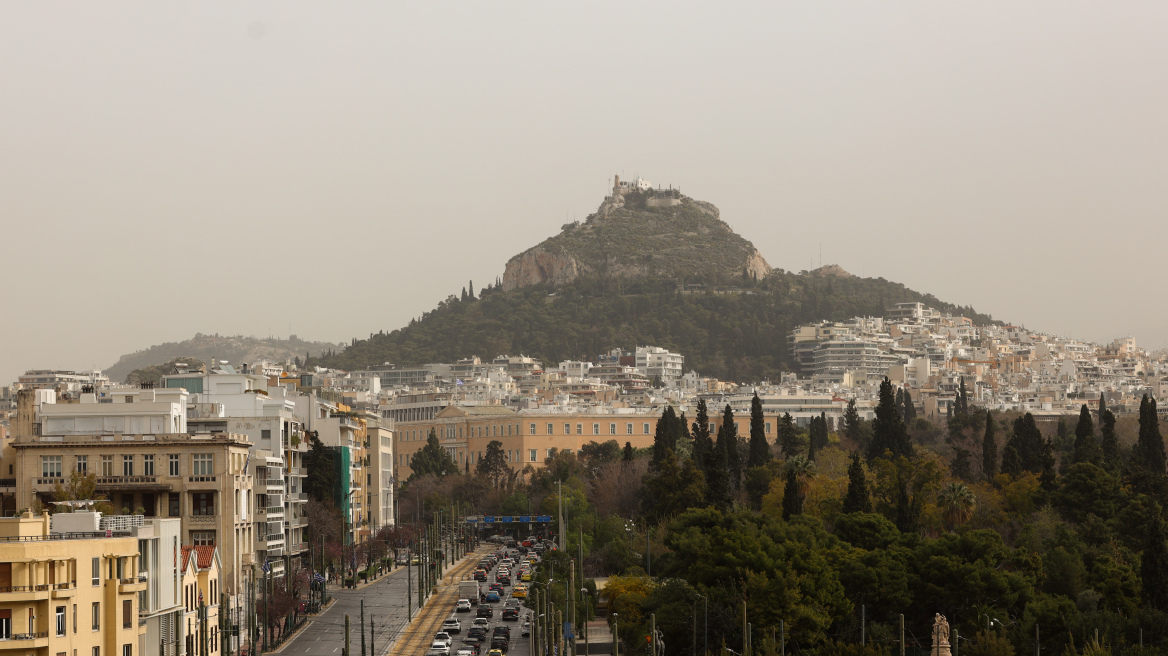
[10,632,49,640]
[187,475,217,484]
[0,532,130,543]
[0,478,15,487]
[0,585,49,593]
[264,507,284,515]
[187,515,216,525]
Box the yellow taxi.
[521,571,532,582]
[512,584,528,598]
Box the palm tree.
[937,482,976,531]
[783,455,817,498]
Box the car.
[456,599,473,613]
[443,619,462,634]
[497,575,511,586]
[427,642,450,656]
[488,650,504,656]
[484,590,500,603]
[511,586,527,599]
[434,632,453,647]
[489,637,509,653]
[456,650,476,656]
[466,628,487,644]
[520,622,531,637]
[493,626,511,637]
[472,618,490,629]
[476,606,494,618]
[520,572,532,582]
[501,608,519,621]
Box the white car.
[456,650,476,656]
[456,599,473,612]
[472,618,490,629]
[442,619,462,634]
[427,643,449,656]
[434,632,453,647]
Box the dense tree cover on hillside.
[396,390,1168,655]
[316,272,994,381]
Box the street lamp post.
[580,588,589,656]
[612,613,619,656]
[696,594,707,656]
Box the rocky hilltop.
[503,181,771,291]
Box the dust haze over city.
[2,2,1167,380]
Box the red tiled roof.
[180,546,193,571]
[192,545,215,569]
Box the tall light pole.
[696,594,707,656]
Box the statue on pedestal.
[930,614,952,656]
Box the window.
[92,558,100,586]
[643,423,650,434]
[192,532,214,546]
[592,423,599,435]
[122,455,134,477]
[529,449,537,463]
[101,455,114,477]
[168,454,179,476]
[168,493,179,517]
[564,423,571,435]
[192,493,214,516]
[42,456,63,478]
[546,448,553,459]
[123,645,132,656]
[765,422,771,433]
[709,422,716,433]
[529,424,536,436]
[125,396,133,404]
[122,601,131,629]
[609,423,617,435]
[75,456,88,474]
[142,455,154,476]
[547,424,554,435]
[261,429,271,441]
[94,648,100,656]
[576,423,582,435]
[57,606,66,636]
[192,454,213,476]
[626,423,633,435]
[92,602,100,630]
[73,604,76,633]
[0,611,10,639]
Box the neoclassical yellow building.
[0,512,143,656]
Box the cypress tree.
[982,410,998,481]
[1008,413,1045,473]
[895,388,905,419]
[652,406,679,467]
[1139,394,1166,475]
[717,405,741,489]
[1000,443,1022,478]
[1040,437,1058,491]
[818,411,830,448]
[692,400,713,470]
[868,377,912,461]
[1142,504,1168,610]
[779,412,799,457]
[894,473,919,533]
[1101,408,1120,469]
[781,469,802,520]
[1072,403,1101,465]
[842,453,872,514]
[903,389,917,423]
[622,442,635,462]
[957,377,969,415]
[1099,392,1108,420]
[843,399,862,441]
[807,417,817,462]
[747,394,771,468]
[704,440,732,510]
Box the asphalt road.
[281,565,422,656]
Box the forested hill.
[318,269,994,381]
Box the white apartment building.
[635,346,684,381]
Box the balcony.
[290,492,307,502]
[187,514,217,525]
[119,577,147,593]
[0,584,51,602]
[186,475,218,488]
[7,632,49,647]
[288,542,308,554]
[52,582,75,598]
[264,506,284,517]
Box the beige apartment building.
[393,405,659,479]
[10,433,255,597]
[0,513,143,656]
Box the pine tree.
[1101,408,1120,469]
[717,405,741,489]
[747,394,771,468]
[781,469,802,520]
[468,280,475,298]
[982,410,997,481]
[903,390,917,423]
[868,377,912,461]
[779,412,799,457]
[1142,504,1168,610]
[1138,394,1166,475]
[1072,403,1101,465]
[842,453,872,514]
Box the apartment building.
[0,513,142,656]
[393,405,658,480]
[291,396,369,548]
[634,346,684,381]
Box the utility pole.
[651,613,656,656]
[360,599,366,656]
[900,614,905,656]
[370,615,375,656]
[861,605,865,645]
[569,559,576,656]
[344,614,350,656]
[742,601,747,656]
[406,545,412,621]
[780,620,784,656]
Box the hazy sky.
[3,2,1167,384]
